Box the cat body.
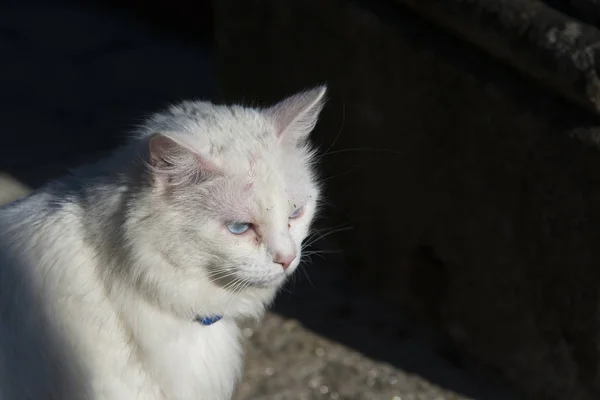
[0,87,326,400]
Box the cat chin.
[239,272,287,289]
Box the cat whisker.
[308,224,353,235]
[322,147,403,157]
[307,223,353,237]
[311,222,351,231]
[320,167,361,182]
[318,100,346,160]
[302,226,354,249]
[303,249,341,255]
[206,268,235,275]
[287,269,298,292]
[296,261,317,289]
[223,278,253,316]
[279,282,293,294]
[207,270,239,281]
[200,277,243,315]
[221,277,243,292]
[210,278,242,316]
[301,252,325,260]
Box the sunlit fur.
[0,87,326,400]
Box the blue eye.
[289,206,304,219]
[227,222,251,234]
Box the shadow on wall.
[0,0,216,187]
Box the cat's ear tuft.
[148,133,215,189]
[149,134,183,168]
[266,85,327,145]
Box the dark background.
[0,0,215,187]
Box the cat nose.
[273,251,296,270]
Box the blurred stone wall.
[214,0,600,399]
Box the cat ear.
[265,86,327,145]
[148,133,216,188]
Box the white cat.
[0,87,326,400]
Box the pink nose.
[273,252,296,270]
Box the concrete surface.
[236,313,465,400]
[0,174,29,205]
[0,1,517,399]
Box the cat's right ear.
[148,133,216,189]
[266,86,327,146]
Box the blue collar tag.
[195,315,223,326]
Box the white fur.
[0,87,326,400]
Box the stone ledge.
[0,174,30,206]
[394,0,600,115]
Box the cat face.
[171,150,319,289]
[143,87,326,294]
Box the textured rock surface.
[395,0,600,114]
[0,174,29,205]
[214,0,600,398]
[236,314,467,400]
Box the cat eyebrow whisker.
[320,167,362,182]
[319,100,346,158]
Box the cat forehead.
[148,99,318,195]
[233,176,314,222]
[156,102,274,145]
[202,163,314,224]
[216,149,315,202]
[235,153,312,196]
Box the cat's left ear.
[265,86,327,145]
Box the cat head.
[128,87,326,318]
